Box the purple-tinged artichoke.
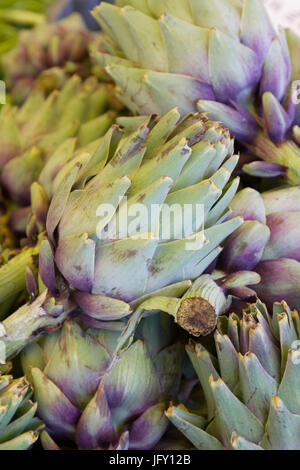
[20,108,242,328]
[0,108,242,331]
[167,299,300,450]
[92,0,300,185]
[21,313,184,450]
[2,14,93,103]
[220,186,300,311]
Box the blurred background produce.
[2,14,94,103]
[0,1,52,77]
[264,0,300,33]
[48,0,105,30]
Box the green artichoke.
[21,313,184,450]
[2,14,94,104]
[0,362,42,450]
[0,75,116,206]
[167,299,300,450]
[92,0,300,185]
[22,107,242,329]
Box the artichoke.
[220,186,300,311]
[92,0,300,185]
[0,363,42,450]
[2,14,93,103]
[167,299,300,450]
[21,313,184,450]
[23,107,242,327]
[0,75,116,206]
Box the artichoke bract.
[0,363,42,450]
[29,108,243,326]
[167,300,300,450]
[2,14,93,103]
[0,75,116,206]
[21,313,184,450]
[220,186,300,311]
[92,0,300,185]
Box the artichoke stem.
[139,294,218,337]
[176,297,217,337]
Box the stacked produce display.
[0,0,299,451]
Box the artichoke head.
[92,0,300,185]
[21,313,184,450]
[220,186,300,311]
[0,75,117,206]
[30,108,243,327]
[167,299,300,450]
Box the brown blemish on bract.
[187,130,205,147]
[176,297,217,337]
[148,264,161,276]
[108,287,124,301]
[111,126,148,167]
[111,247,137,263]
[159,139,183,161]
[126,249,138,258]
[137,193,146,203]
